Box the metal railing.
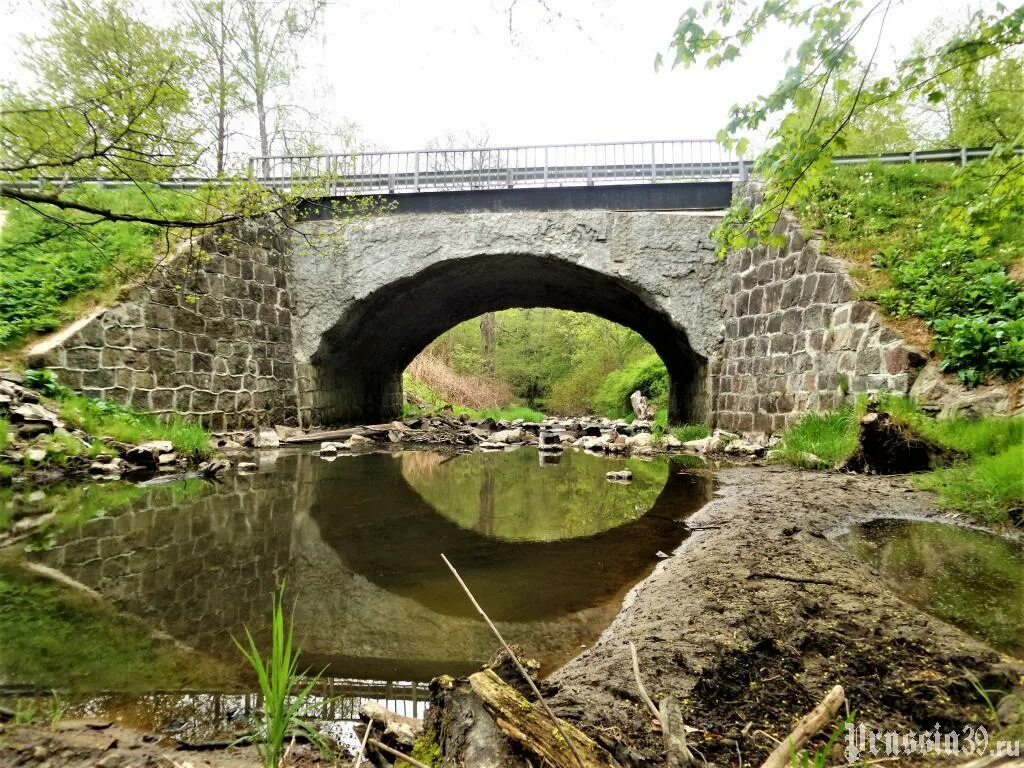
[248,139,745,195]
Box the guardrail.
[248,139,745,195]
[7,144,1020,196]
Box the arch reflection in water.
[28,448,711,685]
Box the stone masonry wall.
[27,233,299,432]
[712,212,927,434]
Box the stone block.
[781,308,803,333]
[813,273,837,304]
[780,277,804,308]
[800,274,820,304]
[796,244,817,273]
[81,368,115,389]
[770,334,794,354]
[66,347,101,369]
[778,255,797,281]
[850,301,875,324]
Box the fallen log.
[468,668,621,768]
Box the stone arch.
[306,253,710,425]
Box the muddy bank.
[546,467,1023,765]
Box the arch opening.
[308,254,710,425]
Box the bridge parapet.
[251,139,744,196]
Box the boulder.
[237,461,258,472]
[490,428,524,444]
[630,390,656,421]
[606,469,633,482]
[274,424,305,441]
[662,433,682,449]
[253,429,280,449]
[89,457,124,475]
[910,361,1023,419]
[625,432,654,449]
[11,403,62,431]
[347,434,373,448]
[26,448,47,463]
[724,439,767,457]
[478,441,508,450]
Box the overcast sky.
[0,0,994,152]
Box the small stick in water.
[441,553,587,768]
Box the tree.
[662,1,1024,250]
[0,0,259,229]
[180,0,243,176]
[233,0,326,171]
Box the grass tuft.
[235,582,322,768]
[672,423,710,443]
[0,417,9,451]
[776,408,859,467]
[916,444,1024,524]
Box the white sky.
[0,0,994,152]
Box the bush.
[593,354,668,418]
[0,187,196,350]
[797,163,1024,385]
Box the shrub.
[797,163,1024,385]
[594,354,668,418]
[0,187,196,350]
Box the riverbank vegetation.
[0,189,198,352]
[796,162,1024,385]
[24,370,210,456]
[776,396,1024,524]
[406,309,670,420]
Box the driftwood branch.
[629,642,695,766]
[367,738,430,768]
[351,720,371,767]
[442,553,588,768]
[629,642,661,721]
[759,685,846,768]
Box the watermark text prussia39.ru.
[845,723,1020,763]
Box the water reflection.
[14,448,710,690]
[840,519,1024,657]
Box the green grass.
[0,187,198,350]
[797,163,1024,385]
[0,561,232,692]
[57,394,211,455]
[235,582,322,768]
[468,406,546,422]
[916,444,1024,524]
[776,407,859,467]
[774,396,1024,523]
[0,417,9,451]
[671,423,710,443]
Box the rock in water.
[630,390,656,421]
[252,429,280,449]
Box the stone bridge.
[28,184,925,434]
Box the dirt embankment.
[547,467,1022,765]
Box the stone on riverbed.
[490,428,524,444]
[606,469,633,482]
[252,429,280,449]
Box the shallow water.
[839,518,1024,657]
[0,446,712,743]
